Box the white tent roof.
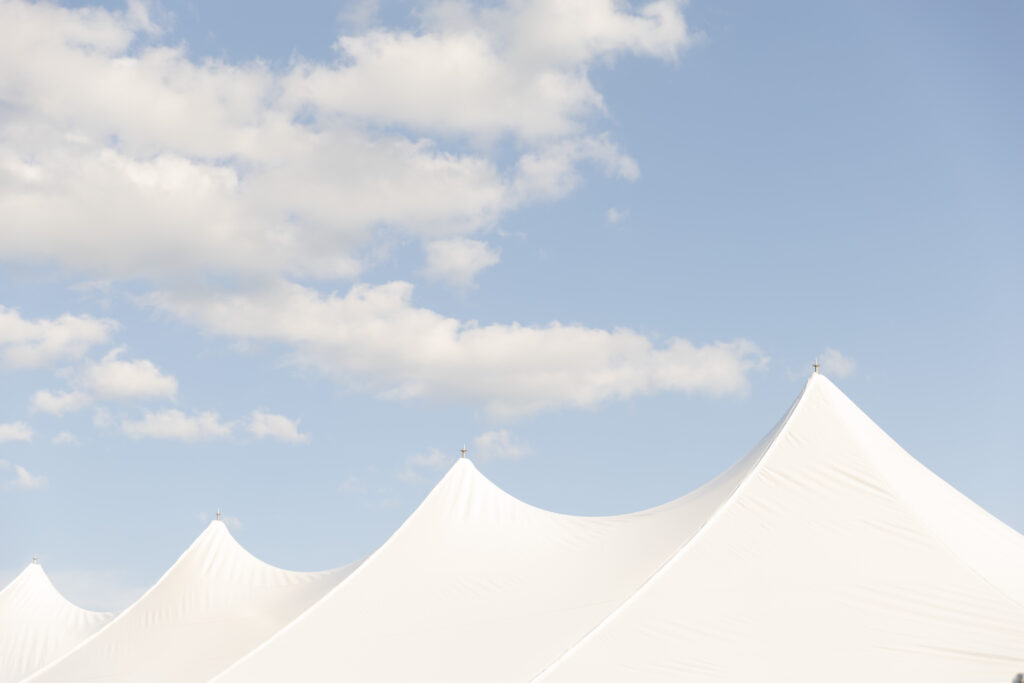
[212,374,1024,683]
[0,561,114,683]
[26,520,358,683]
[535,374,1024,681]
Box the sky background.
[1,0,1021,610]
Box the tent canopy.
[9,374,1024,682]
[0,560,113,683]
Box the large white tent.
[0,561,113,683]
[24,520,357,683]
[7,374,1023,681]
[212,374,1024,682]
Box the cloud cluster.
[0,1,764,420]
[30,345,178,416]
[0,0,684,283]
[7,307,309,444]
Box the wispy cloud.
[12,465,47,489]
[247,410,309,443]
[0,306,115,368]
[819,347,856,378]
[121,409,232,441]
[606,207,628,224]
[52,430,80,446]
[30,389,92,416]
[0,421,33,443]
[472,429,529,460]
[422,238,500,287]
[1,460,47,490]
[400,447,455,483]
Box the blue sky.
[0,0,1021,610]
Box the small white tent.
[0,560,114,683]
[25,520,358,683]
[213,374,1024,683]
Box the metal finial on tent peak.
[32,554,38,564]
[460,445,467,459]
[216,508,222,521]
[813,359,820,374]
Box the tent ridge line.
[527,375,819,682]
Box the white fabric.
[0,562,113,683]
[534,375,1024,682]
[215,374,1024,683]
[25,521,356,683]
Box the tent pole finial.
[813,359,820,374]
[216,508,221,521]
[32,554,38,564]
[460,445,467,459]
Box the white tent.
[0,561,113,683]
[211,374,1024,683]
[26,520,358,683]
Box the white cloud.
[0,306,115,368]
[0,0,681,284]
[819,347,856,379]
[472,429,528,460]
[422,238,500,287]
[79,346,177,400]
[247,410,309,443]
[148,280,766,417]
[606,207,627,224]
[292,0,690,140]
[30,389,92,415]
[12,465,47,489]
[400,447,455,482]
[52,430,80,446]
[121,409,232,441]
[0,421,33,443]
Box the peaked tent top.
[535,372,1024,682]
[0,561,114,683]
[26,520,360,683]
